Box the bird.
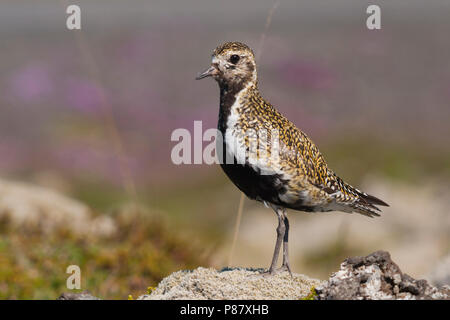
[196,41,388,275]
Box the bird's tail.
[324,169,389,217]
[350,188,389,218]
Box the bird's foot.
[279,263,293,278]
[260,264,293,277]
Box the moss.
[301,286,317,300]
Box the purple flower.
[9,64,53,102]
[64,78,105,114]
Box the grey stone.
[58,291,101,300]
[315,251,450,300]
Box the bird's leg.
[268,208,285,274]
[280,212,293,276]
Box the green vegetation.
[0,206,210,299]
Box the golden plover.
[196,41,388,275]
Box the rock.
[0,178,116,236]
[315,251,450,300]
[58,291,101,300]
[138,267,323,300]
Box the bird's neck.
[219,79,258,110]
[218,79,259,132]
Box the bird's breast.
[218,92,291,204]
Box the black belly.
[219,152,322,213]
[217,128,317,212]
[216,132,287,204]
[219,159,288,205]
[220,160,320,213]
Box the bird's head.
[196,42,257,89]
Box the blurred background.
[0,0,449,299]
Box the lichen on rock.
[138,267,324,300]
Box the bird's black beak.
[196,65,217,80]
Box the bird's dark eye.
[229,54,240,64]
